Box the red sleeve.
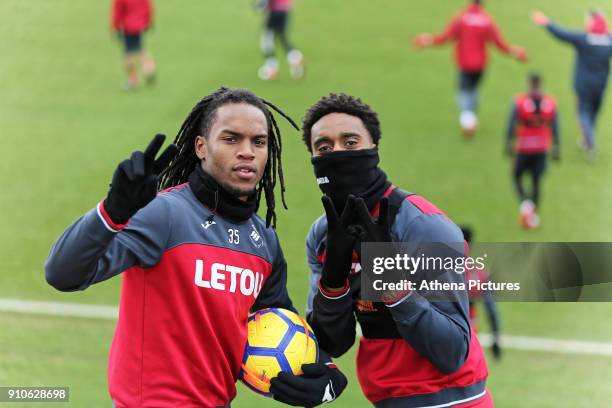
[111,0,123,31]
[433,15,461,45]
[145,0,153,27]
[487,20,511,53]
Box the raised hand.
[412,33,433,48]
[531,10,550,26]
[510,46,528,62]
[103,134,177,224]
[320,195,357,291]
[351,197,392,243]
[350,197,416,304]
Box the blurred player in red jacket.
[111,0,156,90]
[255,0,304,81]
[505,73,560,230]
[413,0,527,138]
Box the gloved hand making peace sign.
[103,134,177,225]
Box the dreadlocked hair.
[158,87,298,228]
[302,93,381,153]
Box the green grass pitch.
[1,0,611,406]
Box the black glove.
[491,338,502,360]
[103,134,177,224]
[350,197,392,243]
[320,196,357,290]
[270,363,347,407]
[351,198,413,304]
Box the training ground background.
[1,0,611,406]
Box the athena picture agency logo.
[360,242,612,303]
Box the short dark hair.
[301,93,381,153]
[460,226,473,243]
[529,72,542,89]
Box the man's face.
[195,103,269,199]
[310,112,375,157]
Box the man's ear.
[195,135,207,160]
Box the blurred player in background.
[298,93,493,407]
[413,0,527,138]
[505,73,560,230]
[45,88,347,407]
[111,0,156,90]
[255,0,305,81]
[532,9,612,161]
[461,226,502,361]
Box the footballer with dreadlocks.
[299,93,493,407]
[45,87,347,407]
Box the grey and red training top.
[45,183,294,407]
[305,186,489,407]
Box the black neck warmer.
[188,165,257,223]
[311,149,390,213]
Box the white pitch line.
[1,298,612,357]
[354,324,612,357]
[477,333,612,357]
[0,298,118,320]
